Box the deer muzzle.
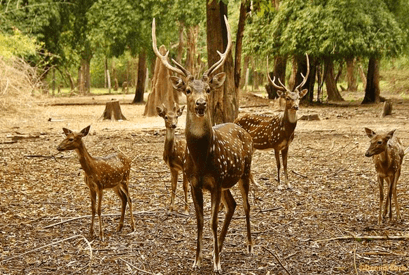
[195,99,207,117]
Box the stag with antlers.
[153,16,254,272]
[235,54,309,189]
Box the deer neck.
[281,107,297,134]
[75,142,96,176]
[164,128,176,159]
[185,111,212,163]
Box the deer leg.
[281,146,291,189]
[210,186,222,272]
[96,189,104,240]
[274,149,281,184]
[89,186,97,238]
[385,177,393,221]
[182,171,189,214]
[191,181,204,270]
[120,182,135,231]
[382,178,389,219]
[239,177,253,253]
[392,171,401,221]
[169,169,178,212]
[114,187,127,232]
[378,176,384,225]
[218,189,236,254]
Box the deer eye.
[206,87,211,94]
[286,96,291,101]
[186,88,192,95]
[69,138,74,142]
[377,141,383,145]
[165,116,168,120]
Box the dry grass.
[0,57,44,114]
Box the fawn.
[364,128,408,224]
[235,54,309,189]
[57,125,135,239]
[152,16,254,272]
[157,103,189,214]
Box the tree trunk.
[176,22,184,64]
[234,0,247,92]
[266,56,286,99]
[346,57,357,91]
[207,0,228,124]
[186,25,199,75]
[143,45,178,116]
[241,56,249,89]
[362,57,380,104]
[288,57,297,91]
[296,55,315,103]
[133,50,147,103]
[324,57,344,101]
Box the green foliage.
[244,0,406,60]
[0,29,38,58]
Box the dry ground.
[1,93,409,274]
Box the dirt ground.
[1,92,409,274]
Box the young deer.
[153,16,254,272]
[235,55,309,189]
[364,128,407,224]
[57,125,135,240]
[157,103,189,214]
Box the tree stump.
[381,100,392,117]
[143,45,180,117]
[101,100,127,120]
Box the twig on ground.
[316,235,409,242]
[43,210,161,229]
[119,258,153,274]
[353,245,358,275]
[262,246,291,275]
[291,170,308,179]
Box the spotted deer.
[156,103,189,214]
[235,54,309,189]
[364,128,408,224]
[153,16,254,272]
[57,125,135,240]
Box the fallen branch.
[119,258,153,274]
[1,235,93,275]
[43,210,161,229]
[316,235,409,242]
[291,170,308,179]
[262,246,291,275]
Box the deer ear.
[177,105,185,117]
[299,89,308,98]
[209,72,226,89]
[364,128,376,138]
[80,125,91,137]
[169,76,186,92]
[386,129,396,140]
[62,128,72,136]
[156,106,165,117]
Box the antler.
[294,53,310,91]
[152,18,191,77]
[266,56,291,93]
[202,15,232,79]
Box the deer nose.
[171,124,177,129]
[196,99,207,108]
[365,151,371,157]
[293,105,299,110]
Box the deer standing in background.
[157,104,189,214]
[153,16,254,272]
[364,128,408,224]
[57,126,135,240]
[235,54,309,189]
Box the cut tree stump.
[101,100,127,120]
[381,100,392,117]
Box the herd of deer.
[56,17,409,272]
